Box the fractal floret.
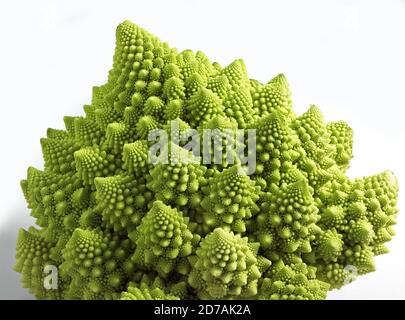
[15,20,399,300]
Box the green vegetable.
[188,228,268,299]
[15,20,399,300]
[120,284,180,300]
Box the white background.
[0,0,404,299]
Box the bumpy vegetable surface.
[15,20,399,300]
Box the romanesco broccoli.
[15,20,399,300]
